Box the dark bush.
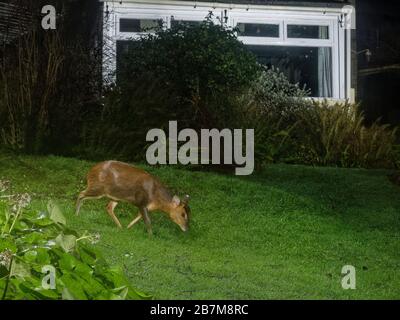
[293,101,400,168]
[0,0,102,154]
[76,77,181,162]
[117,14,260,129]
[81,15,262,162]
[228,67,310,168]
[229,70,400,169]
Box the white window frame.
[102,0,352,101]
[168,12,220,27]
[115,13,166,39]
[234,19,284,42]
[230,12,340,99]
[285,20,333,43]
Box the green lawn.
[1,152,399,299]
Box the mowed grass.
[0,152,399,299]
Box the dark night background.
[357,0,400,126]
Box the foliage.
[78,15,261,162]
[231,70,399,169]
[117,14,260,129]
[250,67,310,116]
[76,78,181,162]
[0,181,151,300]
[0,0,102,154]
[294,101,400,168]
[227,68,310,168]
[86,62,309,167]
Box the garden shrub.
[0,181,150,300]
[294,101,399,168]
[249,67,310,118]
[85,65,309,168]
[0,0,102,155]
[80,14,262,162]
[117,14,260,130]
[227,67,310,168]
[77,77,181,162]
[229,70,399,170]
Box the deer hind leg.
[141,208,152,236]
[127,214,142,229]
[75,189,104,216]
[106,201,122,229]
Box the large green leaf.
[23,250,38,263]
[55,234,77,253]
[61,287,75,300]
[0,236,17,252]
[10,260,31,278]
[35,248,51,265]
[77,245,98,265]
[59,274,87,300]
[58,252,79,271]
[1,197,151,300]
[47,201,66,225]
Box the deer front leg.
[127,214,142,229]
[106,201,122,229]
[141,208,152,236]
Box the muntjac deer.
[75,161,190,234]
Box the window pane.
[237,23,279,37]
[247,45,333,97]
[116,40,135,81]
[119,18,162,32]
[171,20,202,28]
[287,25,329,39]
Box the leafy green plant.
[0,1,102,155]
[79,14,261,162]
[250,67,310,117]
[228,94,294,170]
[117,13,260,129]
[294,101,399,168]
[229,71,399,170]
[0,181,151,300]
[226,68,309,169]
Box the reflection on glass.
[171,20,202,28]
[247,45,333,97]
[237,23,279,37]
[287,25,329,39]
[119,18,162,32]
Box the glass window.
[247,45,333,97]
[171,20,202,28]
[119,18,162,33]
[237,23,279,38]
[287,25,329,39]
[116,40,135,81]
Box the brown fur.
[76,161,190,234]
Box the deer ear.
[172,195,181,207]
[183,194,190,204]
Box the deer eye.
[181,213,186,218]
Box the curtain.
[318,27,332,97]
